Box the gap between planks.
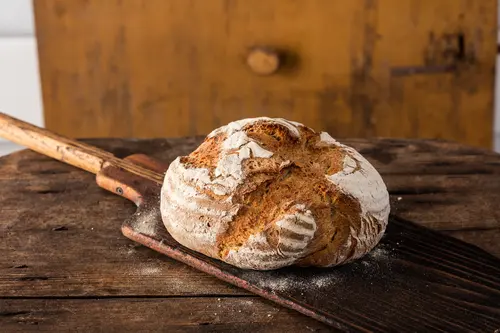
[0,295,256,300]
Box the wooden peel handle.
[0,112,112,174]
[0,112,165,183]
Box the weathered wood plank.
[0,230,246,297]
[0,297,330,332]
[444,228,500,258]
[3,222,497,298]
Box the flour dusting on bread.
[327,149,390,223]
[319,131,338,145]
[160,117,390,270]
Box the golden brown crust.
[214,124,357,264]
[160,117,390,270]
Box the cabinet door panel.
[34,0,496,148]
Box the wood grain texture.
[121,209,500,332]
[34,0,496,148]
[1,138,499,331]
[0,298,329,333]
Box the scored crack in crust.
[160,117,390,270]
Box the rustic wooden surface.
[34,0,496,148]
[1,138,500,332]
[120,183,500,331]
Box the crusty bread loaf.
[160,117,390,270]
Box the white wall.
[0,1,499,155]
[0,0,34,36]
[0,38,43,126]
[0,0,43,155]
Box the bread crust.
[160,117,390,270]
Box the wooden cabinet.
[34,0,497,148]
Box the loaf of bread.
[160,117,390,270]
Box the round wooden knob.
[246,48,280,75]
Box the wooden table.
[1,137,499,332]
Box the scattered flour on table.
[364,246,391,261]
[252,271,344,292]
[355,245,393,268]
[128,262,163,276]
[246,244,394,293]
[139,264,161,275]
[130,207,159,236]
